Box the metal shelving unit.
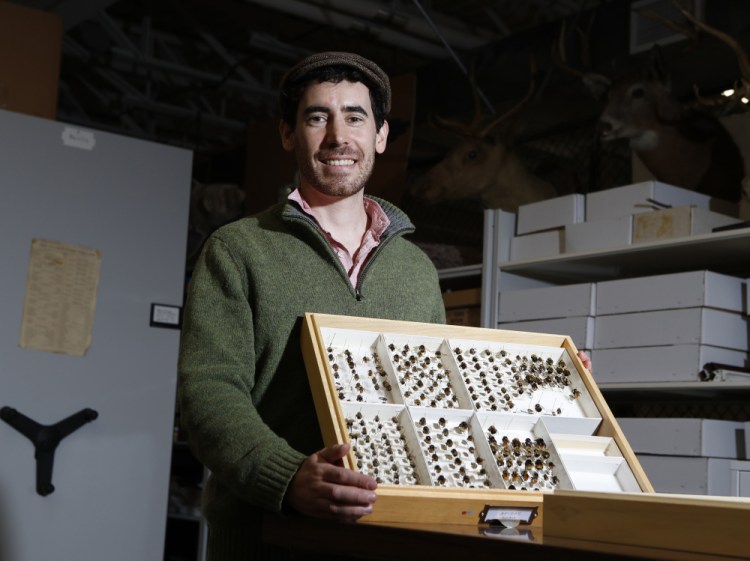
[482,209,750,403]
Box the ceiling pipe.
[244,0,450,58]
[289,0,497,50]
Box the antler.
[639,0,750,111]
[553,17,611,100]
[430,62,489,139]
[431,57,539,141]
[478,55,538,139]
[676,2,750,109]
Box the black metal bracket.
[0,406,98,497]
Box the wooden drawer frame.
[301,313,653,525]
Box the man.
[178,52,446,560]
[179,51,593,560]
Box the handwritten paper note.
[19,239,101,356]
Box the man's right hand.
[285,443,377,522]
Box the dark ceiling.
[8,0,750,183]
[8,1,613,151]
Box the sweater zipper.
[354,221,408,302]
[285,211,411,302]
[353,232,400,301]
[285,213,362,298]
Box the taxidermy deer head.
[597,5,745,202]
[410,63,557,212]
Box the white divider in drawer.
[549,433,641,492]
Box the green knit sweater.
[178,196,445,560]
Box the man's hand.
[577,350,592,371]
[285,443,377,522]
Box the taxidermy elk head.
[410,66,556,212]
[597,5,745,202]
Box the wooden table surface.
[263,514,750,561]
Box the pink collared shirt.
[289,188,390,288]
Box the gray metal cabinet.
[0,109,192,561]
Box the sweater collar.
[281,194,415,238]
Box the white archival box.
[636,455,733,496]
[731,461,750,497]
[497,282,596,322]
[497,316,595,352]
[564,215,632,254]
[516,194,585,235]
[586,181,711,221]
[590,344,748,384]
[617,418,745,459]
[632,205,738,243]
[509,230,563,261]
[594,308,749,352]
[596,270,747,316]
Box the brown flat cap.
[279,51,391,115]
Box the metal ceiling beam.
[247,30,310,61]
[108,47,277,102]
[198,31,260,87]
[244,0,451,58]
[298,0,497,49]
[96,11,142,54]
[120,96,247,132]
[17,0,121,29]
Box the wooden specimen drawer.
[300,313,653,526]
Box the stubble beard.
[296,148,376,198]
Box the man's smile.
[323,158,356,166]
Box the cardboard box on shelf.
[0,2,63,119]
[632,205,738,243]
[497,282,595,322]
[564,215,632,253]
[586,181,711,221]
[509,229,563,261]
[594,307,749,352]
[596,270,747,315]
[442,288,481,327]
[497,316,595,351]
[617,418,745,459]
[516,194,585,235]
[589,344,748,384]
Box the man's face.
[280,80,389,198]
